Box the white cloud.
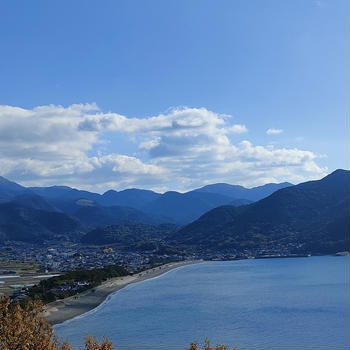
[266,128,283,135]
[227,124,248,134]
[96,154,164,176]
[0,104,327,192]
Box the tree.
[0,296,57,350]
[84,336,115,350]
[187,338,230,350]
[59,341,72,350]
[0,296,115,350]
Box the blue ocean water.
[55,256,349,350]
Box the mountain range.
[27,181,291,224]
[0,171,349,255]
[0,175,292,242]
[172,169,350,254]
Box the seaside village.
[0,239,306,301]
[0,240,183,301]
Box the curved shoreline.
[44,260,203,325]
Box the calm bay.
[55,256,349,350]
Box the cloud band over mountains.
[0,104,326,192]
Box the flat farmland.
[0,260,58,296]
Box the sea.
[54,256,349,350]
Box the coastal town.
[0,240,309,273]
[0,239,313,301]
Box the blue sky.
[0,0,348,192]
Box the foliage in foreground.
[0,296,231,350]
[187,338,232,350]
[0,296,114,350]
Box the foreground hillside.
[173,170,350,254]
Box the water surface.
[55,256,349,350]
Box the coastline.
[44,260,203,325]
[44,255,324,326]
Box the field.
[0,260,54,296]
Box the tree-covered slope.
[173,170,350,253]
[0,203,82,243]
[74,205,166,228]
[142,191,235,224]
[81,223,178,247]
[0,176,29,201]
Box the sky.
[0,0,348,193]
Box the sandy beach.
[44,260,202,325]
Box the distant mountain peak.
[0,176,28,201]
[103,189,117,195]
[0,175,24,187]
[0,176,11,184]
[251,181,293,189]
[324,169,350,179]
[194,181,292,202]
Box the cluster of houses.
[0,240,308,279]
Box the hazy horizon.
[1,169,297,194]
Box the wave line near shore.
[44,260,202,326]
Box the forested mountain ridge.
[0,202,82,243]
[172,170,350,254]
[1,171,347,253]
[193,181,292,201]
[0,176,291,238]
